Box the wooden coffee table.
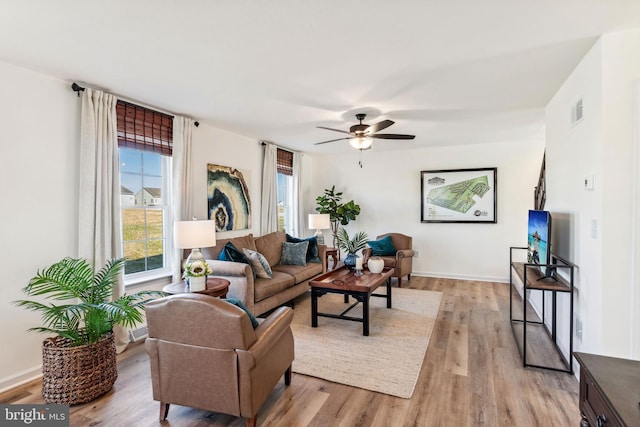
[163,277,230,298]
[308,265,394,336]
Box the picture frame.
[420,167,497,223]
[207,164,252,231]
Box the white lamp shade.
[309,214,330,230]
[174,220,217,249]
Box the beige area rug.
[290,287,442,398]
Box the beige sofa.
[191,231,327,316]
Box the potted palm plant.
[13,257,165,405]
[336,227,368,270]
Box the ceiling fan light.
[350,136,372,150]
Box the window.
[276,148,294,234]
[117,101,173,279]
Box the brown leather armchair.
[144,294,294,427]
[362,232,414,287]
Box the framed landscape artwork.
[207,164,252,231]
[420,167,497,223]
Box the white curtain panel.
[171,116,193,281]
[293,151,304,237]
[78,88,128,352]
[260,142,279,234]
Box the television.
[527,210,552,277]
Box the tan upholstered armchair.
[144,294,294,427]
[362,232,414,287]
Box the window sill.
[125,270,173,289]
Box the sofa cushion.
[242,248,273,279]
[254,271,295,302]
[286,234,321,263]
[280,241,308,266]
[199,233,257,260]
[367,235,397,256]
[255,231,287,267]
[272,262,323,283]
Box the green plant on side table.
[13,257,165,405]
[336,227,368,270]
[315,185,361,249]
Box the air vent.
[572,98,583,126]
[129,325,148,342]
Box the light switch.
[584,175,594,190]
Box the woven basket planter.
[41,331,117,405]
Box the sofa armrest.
[206,260,256,313]
[317,244,328,273]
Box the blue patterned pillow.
[242,248,273,279]
[280,241,309,266]
[286,234,321,263]
[225,298,259,328]
[367,235,397,256]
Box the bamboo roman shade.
[276,148,293,176]
[116,100,174,155]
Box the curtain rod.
[260,140,300,154]
[70,82,200,127]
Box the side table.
[163,277,230,298]
[325,247,339,270]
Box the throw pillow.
[280,241,309,266]
[242,248,273,279]
[217,242,256,278]
[367,235,397,256]
[286,234,321,263]
[225,298,259,328]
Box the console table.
[509,246,576,373]
[574,352,640,426]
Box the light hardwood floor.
[0,277,579,426]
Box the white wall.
[0,60,80,391]
[0,61,265,392]
[309,141,545,282]
[546,29,640,358]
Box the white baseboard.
[411,271,509,284]
[0,366,42,394]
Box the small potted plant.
[336,227,368,270]
[183,259,212,292]
[13,257,165,405]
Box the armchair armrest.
[362,248,373,263]
[240,307,293,367]
[397,249,415,259]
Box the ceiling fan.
[315,113,415,150]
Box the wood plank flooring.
[0,277,579,426]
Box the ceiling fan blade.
[370,133,416,140]
[365,119,394,134]
[317,126,352,135]
[314,137,351,145]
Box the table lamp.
[174,219,217,263]
[308,214,330,245]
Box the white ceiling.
[1,0,640,154]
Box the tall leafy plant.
[315,185,361,248]
[14,257,165,346]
